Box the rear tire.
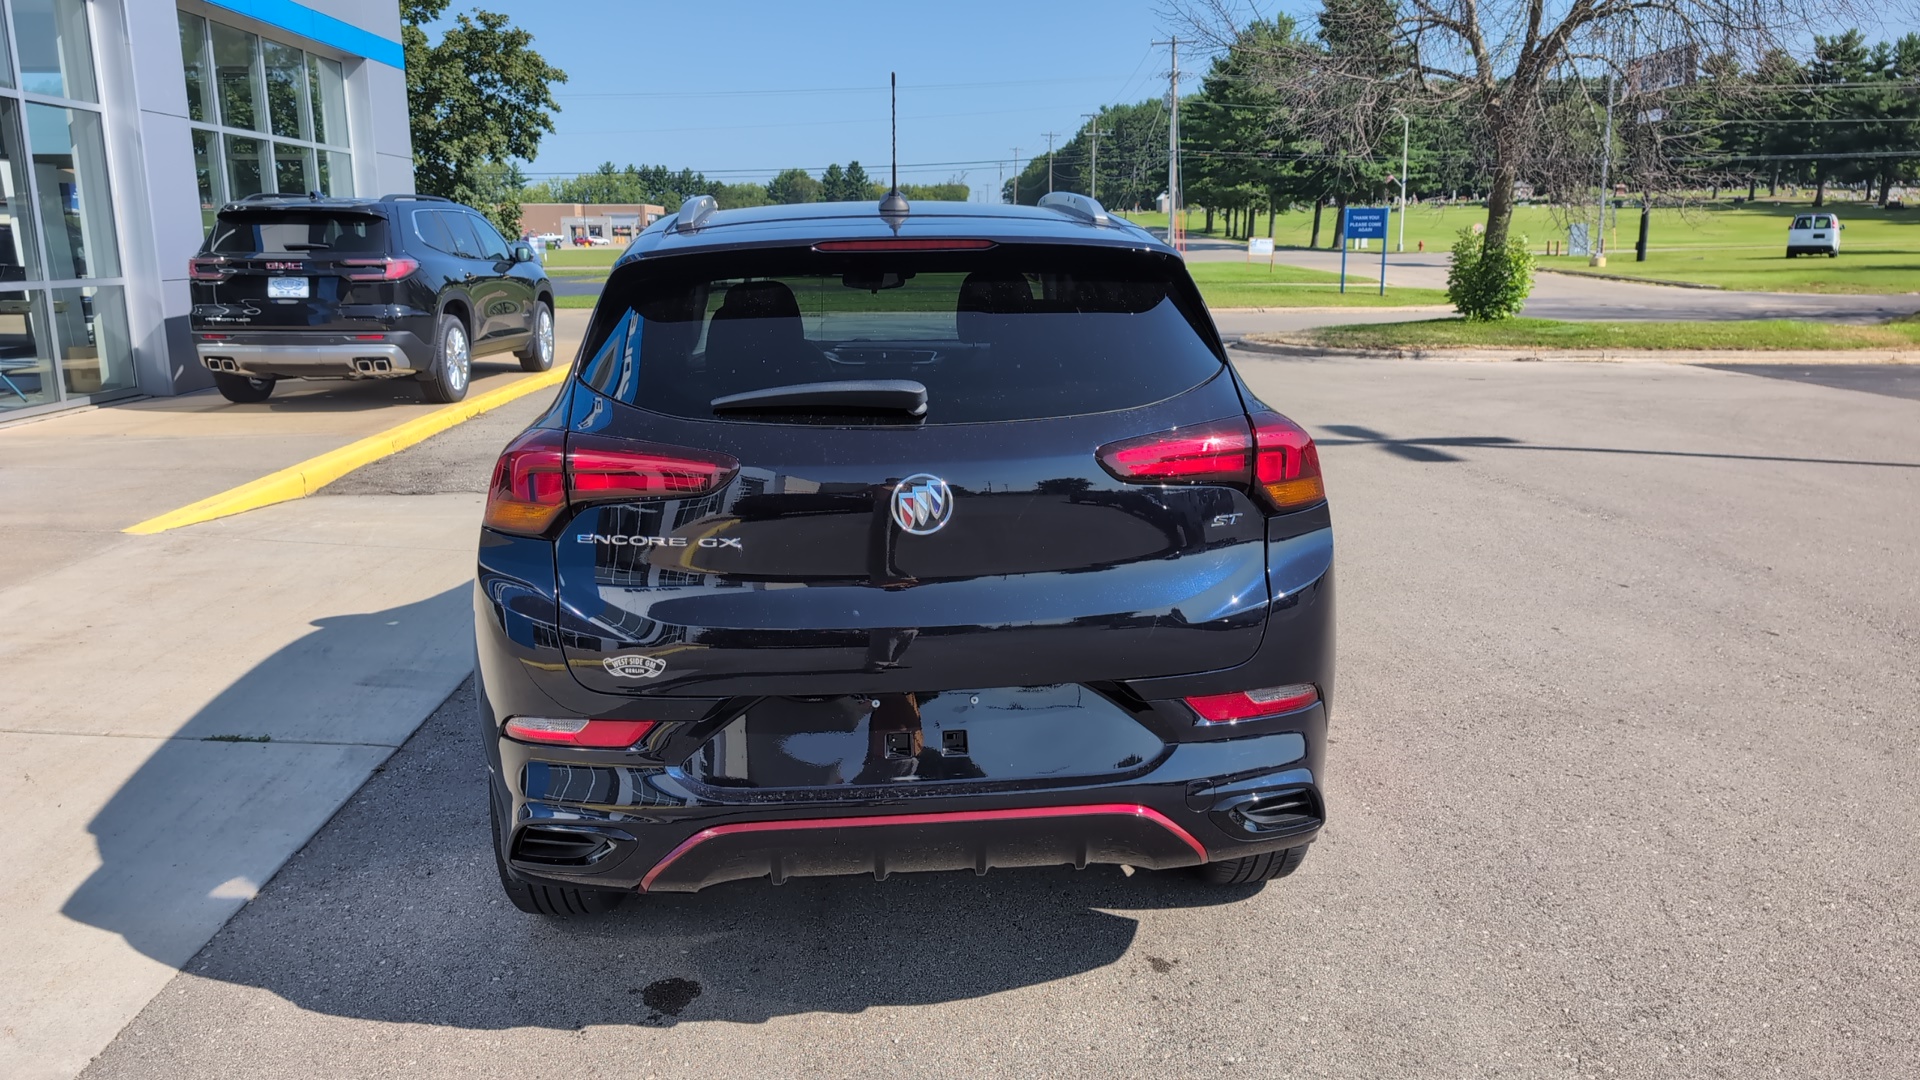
[1195,844,1309,885]
[417,313,471,404]
[490,793,627,916]
[516,301,555,372]
[213,372,275,403]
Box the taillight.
[1250,411,1326,511]
[483,429,567,534]
[1096,416,1251,484]
[482,430,738,536]
[1185,684,1319,724]
[341,256,419,281]
[188,257,228,280]
[503,717,658,748]
[566,434,737,505]
[1095,412,1325,513]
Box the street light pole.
[1395,111,1409,252]
[1010,146,1020,204]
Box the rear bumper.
[487,711,1325,894]
[193,331,433,379]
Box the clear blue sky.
[429,0,1184,198]
[427,1,1920,199]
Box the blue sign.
[1339,207,1391,295]
[1344,207,1388,239]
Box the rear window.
[579,246,1224,424]
[207,211,387,255]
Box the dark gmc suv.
[475,191,1335,915]
[189,192,555,404]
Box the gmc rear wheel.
[213,372,275,403]
[516,301,555,372]
[418,313,471,404]
[1195,844,1309,885]
[490,795,628,916]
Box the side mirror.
[512,242,536,262]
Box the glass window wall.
[0,0,132,415]
[179,18,355,210]
[11,0,94,102]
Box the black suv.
[189,192,555,404]
[475,192,1334,915]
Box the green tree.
[713,181,774,208]
[402,0,567,235]
[901,181,969,201]
[767,167,822,204]
[844,161,876,199]
[820,163,849,201]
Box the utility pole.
[1080,113,1112,200]
[1593,65,1616,266]
[1043,131,1060,193]
[1152,36,1182,250]
[1010,146,1020,205]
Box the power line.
[556,75,1133,99]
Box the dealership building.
[0,0,412,421]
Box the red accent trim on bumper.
[639,803,1209,892]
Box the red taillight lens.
[503,717,658,748]
[1097,412,1326,513]
[341,256,419,281]
[188,257,228,280]
[483,429,567,534]
[1251,411,1326,511]
[1185,684,1319,724]
[1096,416,1253,484]
[566,434,738,505]
[483,431,738,536]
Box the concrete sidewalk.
[0,314,583,1079]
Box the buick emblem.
[891,473,954,535]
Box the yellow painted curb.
[124,365,570,535]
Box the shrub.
[1447,226,1537,321]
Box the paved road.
[82,353,1920,1078]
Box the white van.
[1786,213,1842,257]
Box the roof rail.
[673,194,719,233]
[382,193,452,202]
[1037,191,1110,226]
[237,191,296,201]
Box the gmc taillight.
[341,256,419,281]
[188,257,228,280]
[482,430,739,536]
[1095,410,1325,513]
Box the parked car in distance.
[475,192,1335,915]
[189,192,556,404]
[1786,212,1842,257]
[534,232,565,245]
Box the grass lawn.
[1187,261,1448,308]
[555,294,597,309]
[1123,201,1920,294]
[539,247,622,269]
[1257,315,1920,352]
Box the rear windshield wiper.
[710,379,928,418]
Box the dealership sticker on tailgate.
[604,654,666,679]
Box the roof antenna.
[879,72,910,219]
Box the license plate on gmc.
[267,277,309,299]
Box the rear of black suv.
[474,198,1333,914]
[189,193,555,405]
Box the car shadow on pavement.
[1316,423,1920,469]
[156,678,1267,1030]
[60,586,474,971]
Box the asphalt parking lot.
[75,351,1920,1079]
